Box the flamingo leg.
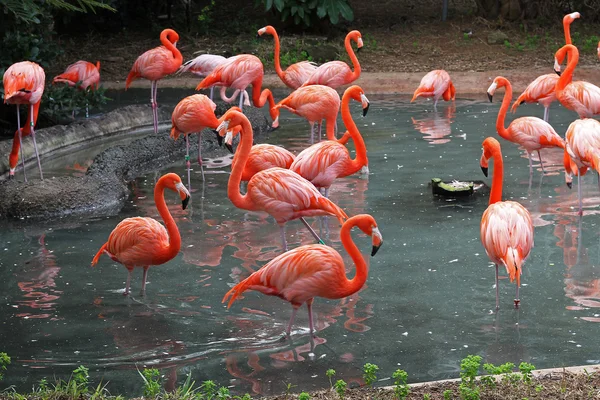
[300,218,325,245]
[537,150,546,174]
[578,172,583,216]
[124,268,133,295]
[238,90,244,110]
[29,104,43,180]
[543,106,549,122]
[209,86,214,101]
[514,284,520,309]
[433,98,439,111]
[85,102,89,119]
[286,306,300,336]
[597,172,600,192]
[527,152,534,176]
[185,133,191,190]
[16,105,27,182]
[324,187,330,198]
[310,122,315,145]
[141,266,149,294]
[152,81,159,134]
[279,225,288,252]
[495,264,499,310]
[318,121,322,142]
[198,132,205,181]
[307,299,315,336]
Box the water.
[2,91,600,397]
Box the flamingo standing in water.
[563,118,600,215]
[273,85,341,143]
[53,60,101,118]
[487,76,565,176]
[554,44,600,118]
[258,25,317,89]
[3,61,45,181]
[91,173,191,295]
[512,12,580,122]
[223,214,383,336]
[411,70,455,109]
[222,140,295,183]
[126,28,183,135]
[301,30,363,88]
[480,137,534,309]
[196,54,279,128]
[217,109,348,251]
[178,54,248,104]
[290,85,370,197]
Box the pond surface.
[2,90,600,397]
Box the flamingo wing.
[512,74,558,110]
[129,46,180,83]
[179,54,226,76]
[290,141,351,186]
[508,116,565,151]
[562,81,600,117]
[276,85,339,122]
[171,94,218,139]
[243,144,295,181]
[217,55,263,89]
[411,70,450,101]
[302,61,352,88]
[3,61,45,104]
[284,61,318,89]
[566,118,600,171]
[105,217,169,267]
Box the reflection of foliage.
[262,0,353,26]
[42,82,110,123]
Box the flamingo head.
[217,108,246,152]
[348,30,363,51]
[345,85,370,116]
[554,57,562,76]
[159,172,190,209]
[350,214,383,256]
[161,28,180,47]
[480,137,501,177]
[257,25,274,38]
[564,11,581,24]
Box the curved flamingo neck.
[227,115,254,209]
[341,94,367,170]
[489,147,504,205]
[161,31,183,65]
[557,45,578,93]
[337,218,368,297]
[269,29,286,82]
[154,178,181,262]
[251,77,277,120]
[345,35,361,81]
[495,80,512,141]
[563,19,574,44]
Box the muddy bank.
[0,104,269,221]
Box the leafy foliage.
[392,369,410,399]
[0,352,10,381]
[362,363,379,387]
[139,368,161,398]
[1,0,115,24]
[42,83,110,123]
[262,0,353,26]
[333,379,347,400]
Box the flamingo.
[273,85,341,143]
[91,173,191,295]
[195,54,279,128]
[223,141,295,183]
[3,61,45,181]
[290,85,370,197]
[563,118,600,215]
[554,44,600,118]
[178,54,248,104]
[52,60,101,118]
[487,76,565,176]
[223,214,383,336]
[301,30,363,88]
[511,12,580,122]
[411,70,455,109]
[257,25,317,89]
[170,94,242,186]
[126,28,183,135]
[216,109,348,251]
[480,137,534,309]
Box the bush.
[262,0,353,27]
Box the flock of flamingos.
[3,11,600,337]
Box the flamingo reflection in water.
[411,102,456,144]
[15,234,62,320]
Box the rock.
[487,31,508,45]
[305,44,339,63]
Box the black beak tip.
[487,93,493,103]
[567,181,572,189]
[555,69,562,76]
[182,195,190,210]
[371,244,381,257]
[481,166,488,177]
[214,130,223,146]
[357,47,362,53]
[256,33,261,39]
[225,143,234,153]
[363,103,370,117]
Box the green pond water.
[2,89,600,397]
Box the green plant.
[459,355,481,400]
[284,383,297,400]
[298,392,310,400]
[519,362,536,384]
[197,0,216,34]
[581,35,600,54]
[363,363,379,386]
[463,32,470,40]
[201,380,218,400]
[139,368,161,399]
[481,361,515,387]
[326,369,336,388]
[217,386,231,400]
[443,389,453,399]
[234,394,253,400]
[262,0,353,26]
[423,394,431,400]
[0,352,10,381]
[392,369,410,399]
[1,0,115,25]
[525,34,539,49]
[42,82,110,122]
[535,384,543,392]
[333,379,347,400]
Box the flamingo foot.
[514,299,520,308]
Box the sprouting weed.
[201,380,218,400]
[392,369,410,399]
[363,363,379,387]
[334,379,347,400]
[298,391,310,400]
[519,362,536,384]
[140,368,161,399]
[326,369,336,388]
[0,352,11,381]
[443,389,453,399]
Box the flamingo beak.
[176,182,191,209]
[224,130,234,153]
[554,58,562,76]
[487,93,493,102]
[567,181,572,189]
[214,130,223,146]
[217,119,230,136]
[371,227,383,256]
[481,166,488,177]
[361,93,370,117]
[486,81,497,102]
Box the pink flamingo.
[53,60,101,118]
[223,214,382,336]
[563,118,600,215]
[273,84,341,143]
[195,54,279,128]
[290,85,370,197]
[3,61,45,181]
[178,54,248,104]
[512,12,580,122]
[91,173,191,295]
[258,25,317,89]
[554,44,600,118]
[301,30,363,88]
[480,137,534,309]
[224,141,296,182]
[487,76,565,176]
[126,28,183,135]
[411,70,455,109]
[217,109,348,251]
